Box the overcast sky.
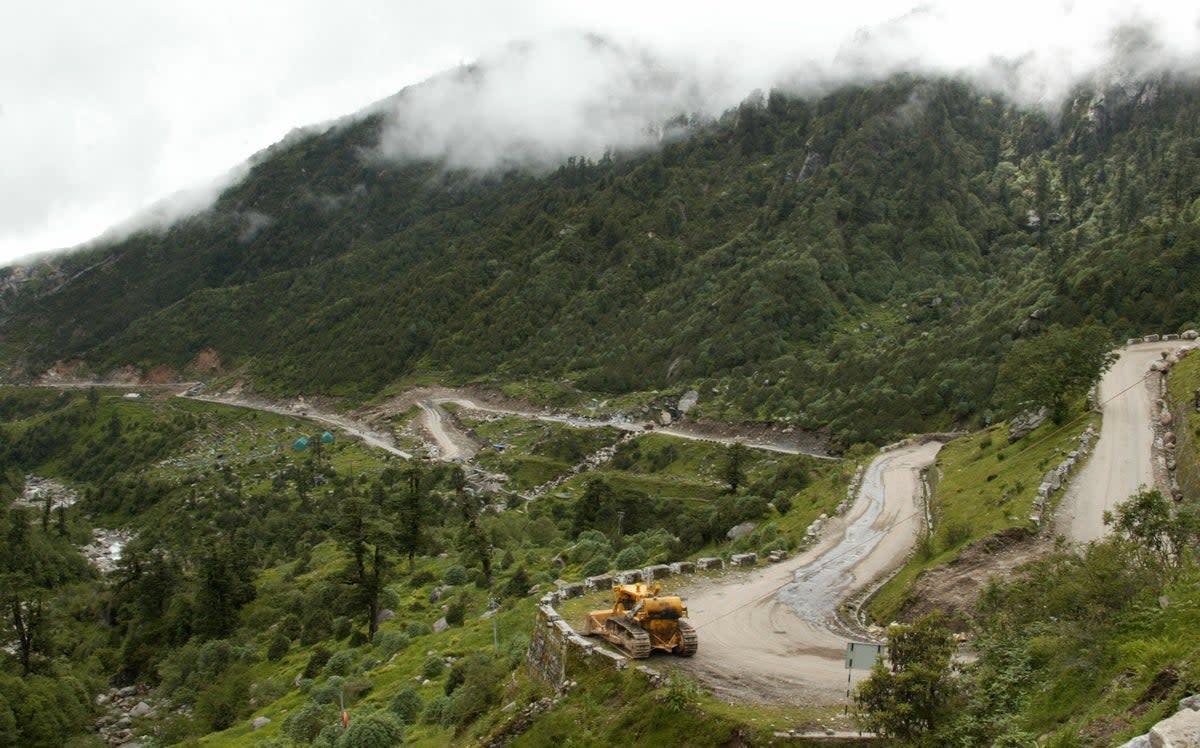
[3,1,1198,265]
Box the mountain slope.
[3,73,1200,446]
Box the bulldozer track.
[676,619,698,657]
[606,617,652,659]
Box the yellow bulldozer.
[583,581,698,659]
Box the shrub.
[409,569,435,587]
[266,633,290,662]
[581,556,611,577]
[388,685,423,723]
[663,673,699,713]
[569,538,612,565]
[301,608,333,645]
[335,709,405,748]
[445,602,465,627]
[442,565,469,586]
[373,631,409,658]
[332,616,352,640]
[504,566,530,597]
[404,621,432,638]
[324,650,356,677]
[773,494,793,516]
[303,646,332,680]
[614,545,646,569]
[282,700,336,744]
[279,613,303,640]
[422,656,445,679]
[310,677,344,704]
[422,695,449,724]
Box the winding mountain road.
[1056,340,1187,543]
[672,441,942,704]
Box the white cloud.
[1,1,1198,264]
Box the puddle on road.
[776,453,895,624]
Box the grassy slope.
[867,412,1098,623]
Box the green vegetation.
[857,488,1200,746]
[0,387,850,747]
[8,74,1200,447]
[7,67,1200,747]
[868,413,1097,622]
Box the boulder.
[1116,737,1150,748]
[1149,707,1200,747]
[696,557,723,571]
[1180,694,1200,711]
[1161,412,1174,427]
[726,521,757,540]
[432,617,449,634]
[129,701,153,718]
[375,608,396,625]
[1008,407,1049,442]
[1146,334,1162,343]
[560,582,585,599]
[768,550,788,563]
[669,561,695,575]
[677,390,699,414]
[252,716,272,730]
[1165,334,1180,341]
[1183,330,1199,341]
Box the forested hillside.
[4,73,1200,445]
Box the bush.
[324,650,356,677]
[442,565,469,586]
[335,709,404,748]
[409,569,435,587]
[279,613,303,640]
[332,616,352,640]
[422,656,445,679]
[195,666,250,731]
[373,631,409,658]
[422,695,449,724]
[282,700,337,744]
[302,608,333,645]
[504,566,530,597]
[569,538,612,565]
[303,646,332,680]
[663,673,699,713]
[404,621,432,638]
[581,556,611,577]
[349,629,368,647]
[388,685,423,723]
[266,633,290,661]
[445,602,465,627]
[773,494,793,516]
[614,545,646,569]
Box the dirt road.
[1056,341,1185,543]
[184,393,413,459]
[672,441,942,704]
[417,400,478,461]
